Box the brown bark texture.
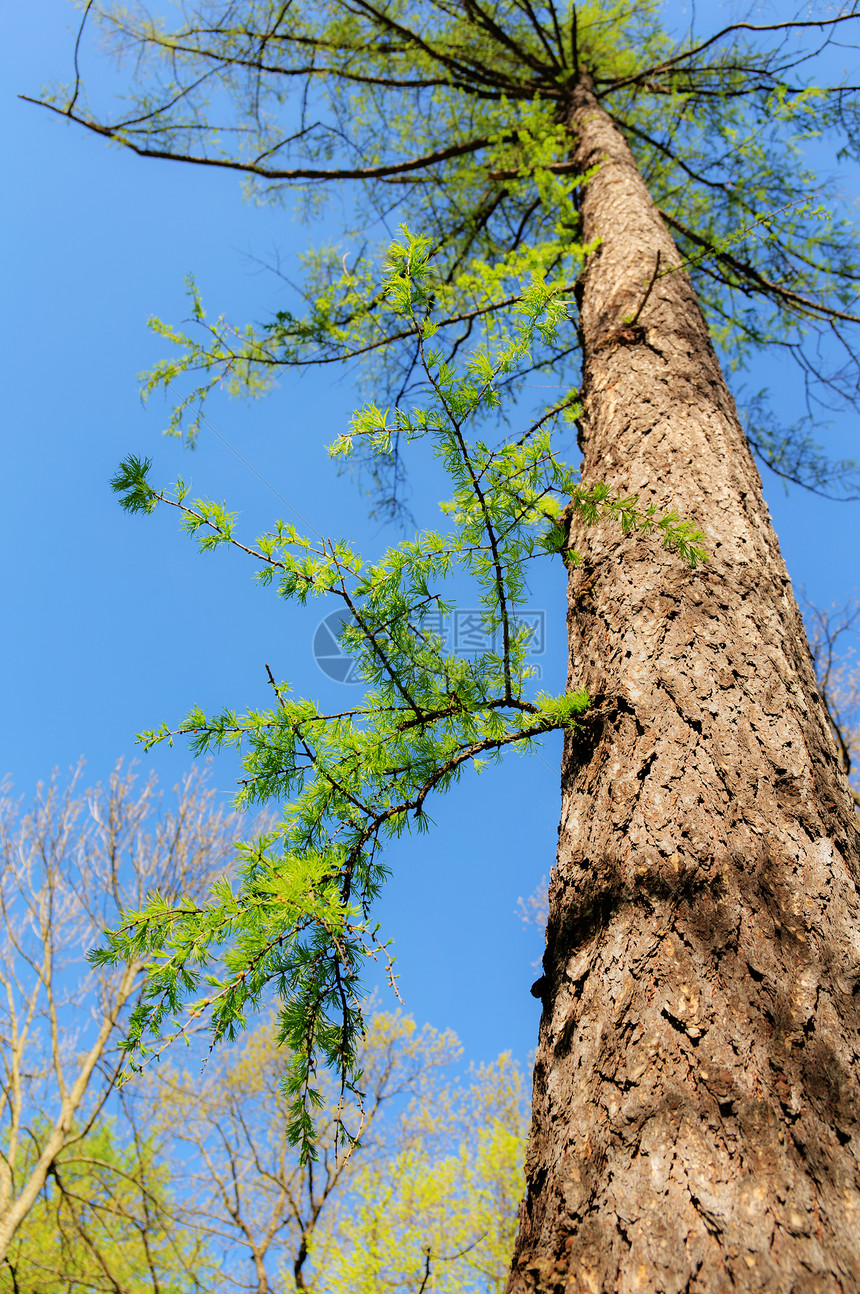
[509,78,860,1294]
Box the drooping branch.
[600,10,860,94]
[21,96,494,182]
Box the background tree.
[2,1000,526,1293]
[0,762,241,1275]
[28,3,860,1290]
[803,594,860,808]
[131,1009,525,1293]
[0,1120,213,1293]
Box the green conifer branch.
[101,235,707,1160]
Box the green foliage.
[306,1050,525,1294]
[136,1007,526,1292]
[140,276,280,444]
[99,233,706,1160]
[5,1008,527,1293]
[39,0,860,505]
[0,1122,211,1293]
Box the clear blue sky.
[2,0,857,1072]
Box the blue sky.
[2,0,858,1072]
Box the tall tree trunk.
[509,75,860,1294]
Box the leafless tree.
[0,761,246,1264]
[802,594,860,808]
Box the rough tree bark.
[509,76,860,1294]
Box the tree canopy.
[30,1,860,504]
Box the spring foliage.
[100,233,706,1158]
[31,1,860,503]
[0,1123,207,1294]
[141,1009,527,1292]
[2,1007,526,1292]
